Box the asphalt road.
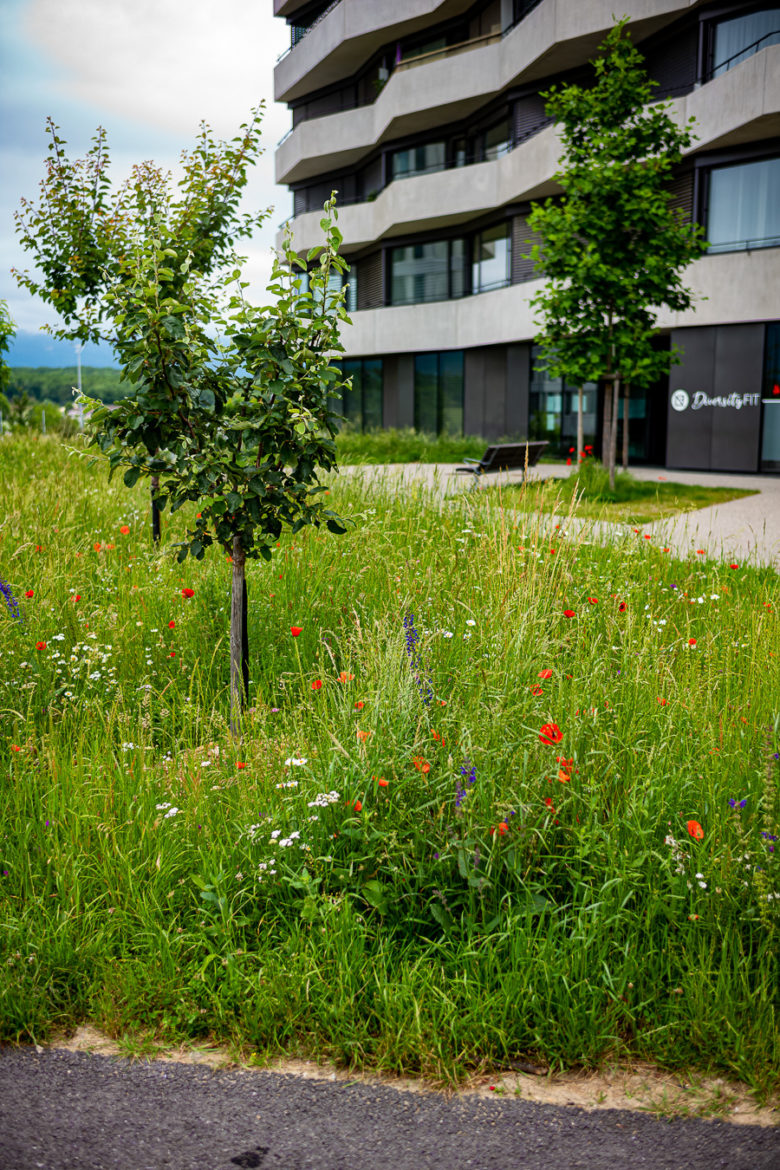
[0,1048,778,1170]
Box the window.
[338,359,383,431]
[706,156,780,252]
[414,351,464,435]
[529,347,597,455]
[391,142,446,179]
[391,240,466,305]
[481,118,512,161]
[472,224,511,292]
[710,7,780,79]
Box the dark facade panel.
[383,354,415,429]
[668,168,694,221]
[506,343,530,436]
[356,252,383,310]
[464,348,486,436]
[464,343,531,438]
[643,22,698,98]
[513,93,551,143]
[512,215,543,283]
[667,324,764,471]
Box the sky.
[0,0,292,365]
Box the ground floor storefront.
[337,320,780,473]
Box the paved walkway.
[343,463,780,570]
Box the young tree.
[0,300,15,400]
[14,111,268,538]
[16,114,352,734]
[525,17,708,489]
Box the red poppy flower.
[182,588,195,598]
[587,597,598,605]
[236,762,247,769]
[169,651,176,658]
[657,697,667,705]
[353,800,362,812]
[357,729,372,742]
[530,685,543,696]
[696,549,705,555]
[498,821,508,835]
[338,671,354,682]
[644,534,651,540]
[539,723,563,746]
[687,820,704,841]
[545,797,555,810]
[119,526,130,535]
[730,563,739,570]
[618,602,627,613]
[663,548,670,553]
[376,777,388,787]
[11,745,21,752]
[412,756,430,773]
[354,700,365,710]
[168,620,176,629]
[312,679,323,690]
[35,641,46,651]
[94,543,101,552]
[73,595,81,602]
[563,609,575,618]
[290,626,302,636]
[25,590,34,598]
[538,669,553,679]
[688,638,697,646]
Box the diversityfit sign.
[671,389,760,412]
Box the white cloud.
[24,0,291,139]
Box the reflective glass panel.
[708,157,780,252]
[712,9,780,78]
[439,351,464,436]
[414,354,439,434]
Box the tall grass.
[1,435,778,1092]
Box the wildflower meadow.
[1,434,778,1094]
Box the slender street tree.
[15,114,352,735]
[524,17,708,489]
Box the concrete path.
[1,1047,778,1170]
[342,463,780,570]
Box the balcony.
[274,0,477,104]
[276,0,692,184]
[279,43,780,252]
[337,247,780,358]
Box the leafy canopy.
[526,17,708,388]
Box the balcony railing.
[276,0,343,62]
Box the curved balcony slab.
[279,44,780,254]
[276,0,475,103]
[276,0,691,183]
[337,249,780,357]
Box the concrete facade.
[273,0,780,473]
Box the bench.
[454,440,548,485]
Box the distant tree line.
[6,366,126,405]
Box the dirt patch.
[49,1026,777,1127]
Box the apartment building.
[273,0,780,472]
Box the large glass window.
[529,347,597,455]
[481,118,512,161]
[761,322,780,471]
[707,157,780,252]
[711,8,780,78]
[391,142,446,179]
[338,358,383,432]
[391,240,466,305]
[414,351,464,435]
[472,224,511,293]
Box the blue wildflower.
[0,576,20,621]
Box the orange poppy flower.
[356,729,371,742]
[338,671,354,682]
[119,526,130,535]
[687,820,704,841]
[539,723,563,746]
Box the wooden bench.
[454,440,548,485]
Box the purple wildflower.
[1,577,20,621]
[728,798,747,809]
[403,612,433,706]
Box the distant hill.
[7,367,128,405]
[8,331,119,368]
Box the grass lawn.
[484,462,760,525]
[336,427,490,464]
[1,435,778,1096]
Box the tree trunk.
[151,476,161,544]
[608,376,621,492]
[601,377,612,467]
[622,383,630,471]
[230,534,247,739]
[577,386,584,465]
